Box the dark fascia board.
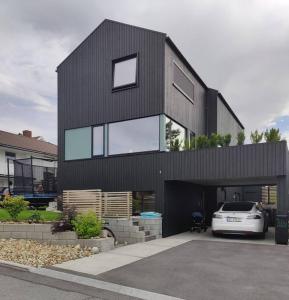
[0,143,57,158]
[56,19,166,71]
[217,91,245,130]
[165,36,208,90]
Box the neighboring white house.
[0,130,57,191]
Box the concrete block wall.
[104,217,162,244]
[104,218,146,244]
[0,224,114,251]
[137,217,162,239]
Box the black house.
[57,20,289,241]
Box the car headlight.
[212,213,223,219]
[246,215,261,219]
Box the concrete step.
[145,235,156,242]
[132,220,139,226]
[144,230,150,236]
[138,226,145,231]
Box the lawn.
[0,209,61,222]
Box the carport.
[161,141,289,244]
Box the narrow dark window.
[112,54,137,90]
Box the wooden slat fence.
[62,190,132,219]
[102,192,132,219]
[63,189,102,218]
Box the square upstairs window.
[113,54,138,90]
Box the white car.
[212,201,268,237]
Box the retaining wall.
[0,223,114,251]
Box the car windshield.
[222,202,254,212]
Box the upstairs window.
[93,125,104,156]
[113,54,137,90]
[65,127,91,160]
[108,116,159,155]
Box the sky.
[0,0,289,144]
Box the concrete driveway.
[96,240,289,300]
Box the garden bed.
[0,239,92,267]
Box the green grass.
[0,208,61,222]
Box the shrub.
[264,128,281,142]
[1,196,29,221]
[72,211,102,239]
[52,206,77,233]
[223,134,232,146]
[183,137,196,151]
[196,135,209,149]
[237,131,245,145]
[28,210,42,223]
[250,130,263,144]
[209,133,219,148]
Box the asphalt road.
[97,240,289,300]
[0,264,137,300]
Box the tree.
[170,138,181,151]
[264,128,281,142]
[237,131,245,145]
[250,130,263,144]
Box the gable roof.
[0,130,57,156]
[57,18,243,129]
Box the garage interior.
[163,178,286,244]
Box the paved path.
[55,229,275,276]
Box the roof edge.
[0,143,57,157]
[56,19,166,71]
[165,36,208,90]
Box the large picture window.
[113,54,137,90]
[93,126,104,156]
[65,127,91,160]
[108,116,159,155]
[165,117,186,151]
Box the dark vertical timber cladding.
[205,88,218,136]
[58,20,166,191]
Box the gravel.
[0,239,92,267]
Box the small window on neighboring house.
[93,125,104,156]
[113,54,137,90]
[5,152,16,160]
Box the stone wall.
[0,223,114,252]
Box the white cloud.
[0,0,289,144]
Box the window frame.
[92,124,105,157]
[107,115,160,156]
[112,53,139,92]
